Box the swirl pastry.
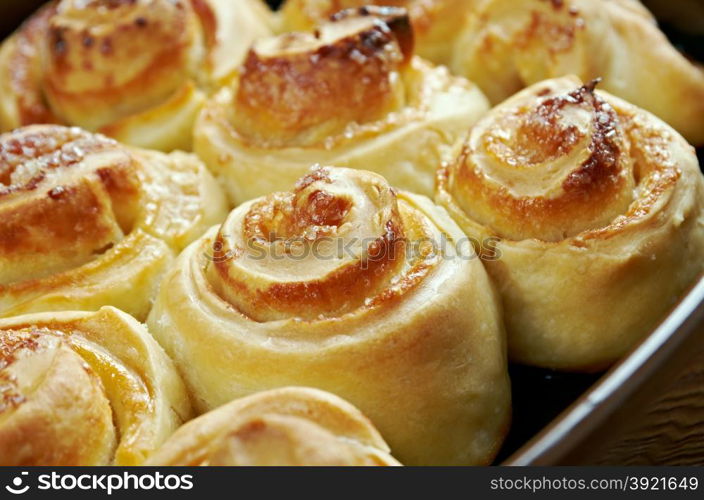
[436,76,704,371]
[278,0,475,65]
[450,0,704,146]
[147,166,510,465]
[147,387,400,466]
[0,0,273,151]
[194,6,488,204]
[0,125,228,320]
[0,306,192,466]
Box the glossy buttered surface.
[0,0,702,467]
[0,307,192,466]
[276,0,704,146]
[0,125,228,320]
[0,0,273,151]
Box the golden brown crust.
[0,125,228,320]
[147,166,511,465]
[451,0,704,145]
[0,307,192,466]
[448,79,636,242]
[206,167,443,323]
[147,387,400,466]
[1,4,57,126]
[436,76,704,370]
[44,0,201,131]
[209,167,415,321]
[233,8,410,148]
[195,8,489,202]
[278,0,475,64]
[0,0,273,151]
[0,127,139,283]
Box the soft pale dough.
[147,387,400,466]
[147,166,511,465]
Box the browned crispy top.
[206,166,440,322]
[0,125,141,284]
[2,0,227,132]
[441,77,687,243]
[230,7,412,148]
[281,0,451,40]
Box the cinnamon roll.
[147,387,400,466]
[278,0,476,65]
[450,0,704,146]
[0,125,228,320]
[0,0,273,151]
[147,166,510,465]
[436,76,704,371]
[194,6,489,203]
[0,306,192,466]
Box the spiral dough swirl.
[0,307,191,465]
[437,76,704,370]
[148,165,510,465]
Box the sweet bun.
[194,6,488,203]
[148,166,511,465]
[0,0,273,151]
[0,125,228,320]
[147,387,400,466]
[437,76,704,370]
[0,306,192,465]
[451,0,704,145]
[278,0,476,65]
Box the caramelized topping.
[230,8,411,148]
[0,329,41,371]
[281,0,432,40]
[0,126,116,194]
[330,6,414,62]
[561,81,623,192]
[208,167,409,321]
[43,0,202,130]
[243,168,361,242]
[448,78,636,241]
[0,327,107,419]
[0,126,142,284]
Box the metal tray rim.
[505,276,704,465]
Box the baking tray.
[1,0,703,465]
